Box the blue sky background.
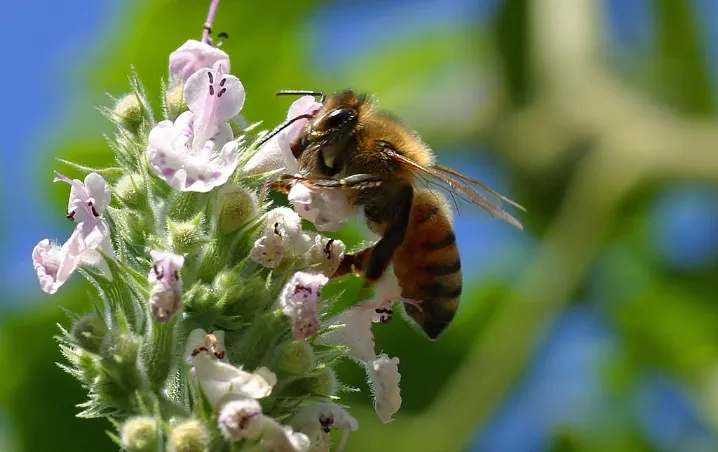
[5,0,718,450]
[0,0,120,303]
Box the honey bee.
[261,89,525,339]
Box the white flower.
[279,272,329,340]
[148,250,185,322]
[185,328,228,364]
[289,403,359,452]
[246,417,310,452]
[244,96,322,175]
[33,222,112,294]
[288,182,354,232]
[305,234,345,277]
[249,208,310,269]
[318,306,375,362]
[169,39,230,84]
[185,329,276,407]
[368,354,402,423]
[218,398,263,442]
[318,269,405,423]
[54,171,111,236]
[147,67,244,192]
[250,236,286,269]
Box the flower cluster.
[36,5,412,451]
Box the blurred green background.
[4,0,718,450]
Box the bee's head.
[308,106,358,146]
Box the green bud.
[120,416,159,452]
[166,84,188,122]
[70,313,106,353]
[100,329,139,370]
[303,368,337,397]
[273,340,316,375]
[115,173,148,209]
[114,93,143,134]
[167,419,210,452]
[116,209,153,246]
[217,184,259,234]
[169,216,204,255]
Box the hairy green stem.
[144,317,177,391]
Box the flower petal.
[184,68,245,147]
[32,240,64,294]
[285,95,323,144]
[83,172,111,215]
[218,398,263,441]
[279,272,328,340]
[368,354,402,423]
[243,132,298,175]
[192,356,275,406]
[169,39,230,84]
[288,182,354,232]
[319,306,376,362]
[306,234,345,276]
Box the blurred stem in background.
[354,0,718,449]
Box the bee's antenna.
[276,90,326,103]
[255,114,315,148]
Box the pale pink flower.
[147,67,244,192]
[217,398,263,442]
[288,182,354,232]
[147,250,185,322]
[244,96,322,175]
[369,354,402,423]
[169,39,230,84]
[33,222,112,294]
[279,272,329,340]
[54,171,110,236]
[289,403,359,452]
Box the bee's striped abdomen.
[392,189,462,339]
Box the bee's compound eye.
[319,108,356,131]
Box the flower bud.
[114,93,143,134]
[114,173,148,209]
[273,340,316,375]
[216,184,259,234]
[304,368,337,397]
[165,84,188,121]
[120,416,159,452]
[169,217,203,255]
[167,419,210,452]
[70,313,106,353]
[116,210,152,246]
[217,398,263,442]
[100,329,139,369]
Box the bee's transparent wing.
[385,150,525,230]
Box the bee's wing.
[431,163,526,212]
[384,150,525,230]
